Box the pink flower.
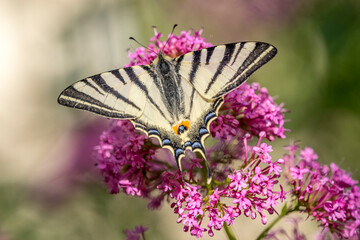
[299,147,318,162]
[253,141,273,163]
[229,171,249,191]
[210,114,239,141]
[282,146,360,239]
[290,167,309,180]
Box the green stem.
[223,222,237,240]
[255,207,298,240]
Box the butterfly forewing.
[58,65,152,119]
[175,42,277,100]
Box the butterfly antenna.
[129,37,157,55]
[161,24,178,53]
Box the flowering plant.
[258,145,360,239]
[94,27,359,239]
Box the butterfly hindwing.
[175,42,277,100]
[178,78,223,153]
[58,65,154,119]
[130,65,224,171]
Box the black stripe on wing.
[92,74,141,111]
[110,69,127,84]
[215,43,277,98]
[139,65,176,121]
[124,67,172,125]
[230,42,245,66]
[204,44,235,94]
[189,50,202,84]
[58,86,135,119]
[184,88,196,119]
[174,55,184,72]
[205,47,215,65]
[82,79,104,96]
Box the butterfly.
[58,41,277,173]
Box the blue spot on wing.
[178,125,185,134]
[148,129,160,136]
[175,148,184,158]
[162,139,171,145]
[174,148,185,171]
[192,142,203,149]
[184,141,191,147]
[199,128,208,136]
[204,112,216,125]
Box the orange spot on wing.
[182,120,190,130]
[172,124,178,134]
[172,120,191,135]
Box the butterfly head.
[153,53,174,75]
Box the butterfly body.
[130,54,221,168]
[58,42,277,171]
[152,54,187,128]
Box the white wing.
[174,42,277,100]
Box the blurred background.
[1,0,359,239]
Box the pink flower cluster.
[282,146,360,239]
[207,83,287,183]
[125,27,213,67]
[158,134,285,238]
[95,27,287,238]
[96,120,150,195]
[219,83,287,141]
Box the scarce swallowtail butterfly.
[58,33,277,173]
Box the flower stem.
[255,206,298,240]
[223,223,237,240]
